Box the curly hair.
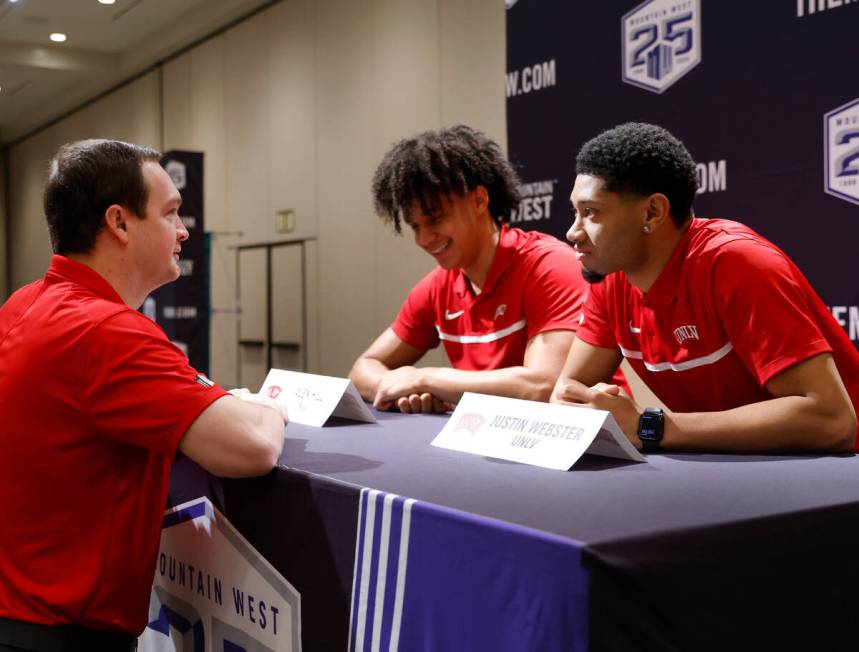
[371,125,521,232]
[575,123,698,226]
[44,139,161,255]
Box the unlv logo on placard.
[824,97,859,206]
[621,0,701,94]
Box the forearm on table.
[664,395,855,454]
[348,357,389,401]
[419,365,556,404]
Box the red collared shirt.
[0,255,227,634]
[392,226,585,370]
[577,218,859,447]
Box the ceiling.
[0,0,275,146]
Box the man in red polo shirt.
[0,140,288,651]
[552,122,859,453]
[349,125,592,413]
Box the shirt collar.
[453,224,517,297]
[638,218,702,307]
[44,255,126,305]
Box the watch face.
[638,410,664,441]
[639,420,661,439]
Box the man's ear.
[643,193,672,232]
[471,185,490,216]
[103,204,131,245]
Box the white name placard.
[259,368,377,427]
[431,392,645,470]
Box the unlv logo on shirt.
[673,324,700,345]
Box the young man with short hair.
[554,122,859,453]
[0,140,287,650]
[350,125,591,413]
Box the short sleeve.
[85,310,228,458]
[713,240,831,387]
[575,279,619,350]
[522,245,587,339]
[391,271,441,352]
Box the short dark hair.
[44,139,161,254]
[575,123,698,226]
[371,124,521,232]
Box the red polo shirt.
[0,256,227,634]
[392,226,585,370]
[577,218,859,447]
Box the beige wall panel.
[189,36,229,233]
[238,247,268,389]
[9,129,57,290]
[59,73,161,149]
[128,72,162,148]
[238,247,267,342]
[225,15,270,245]
[239,344,268,393]
[439,0,506,149]
[162,55,193,149]
[266,0,317,241]
[315,0,377,376]
[271,346,302,373]
[270,243,303,346]
[303,239,319,373]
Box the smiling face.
[126,161,188,291]
[405,190,495,273]
[566,174,650,282]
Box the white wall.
[3,0,506,387]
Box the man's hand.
[373,366,424,410]
[553,379,643,449]
[394,393,453,414]
[372,367,448,413]
[229,388,289,425]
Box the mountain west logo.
[165,160,187,190]
[824,97,859,206]
[622,0,701,94]
[511,179,555,223]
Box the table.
[169,409,859,651]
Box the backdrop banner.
[506,0,859,348]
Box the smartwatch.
[637,407,664,453]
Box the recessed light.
[50,32,66,42]
[98,0,115,4]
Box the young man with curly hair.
[553,122,859,453]
[349,125,592,413]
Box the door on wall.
[237,242,306,390]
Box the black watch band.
[637,407,664,453]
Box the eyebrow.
[570,196,599,206]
